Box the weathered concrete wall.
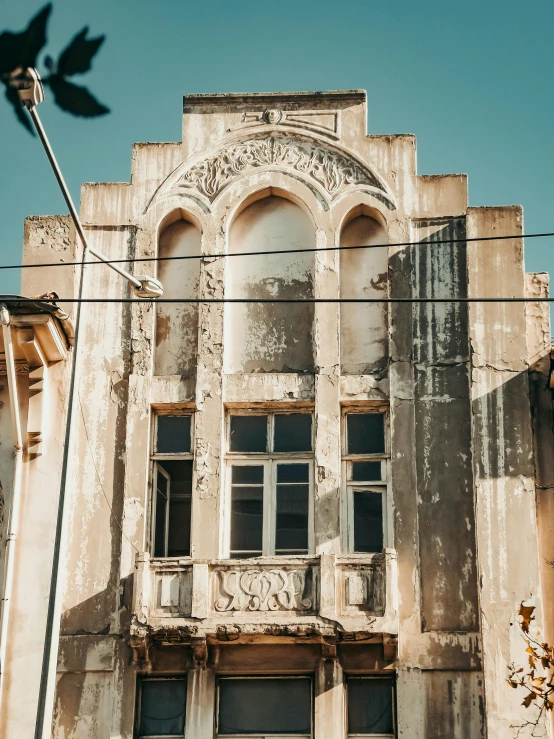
[4,91,548,739]
[468,206,545,735]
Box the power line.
[2,230,554,272]
[4,297,554,304]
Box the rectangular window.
[347,677,395,737]
[343,410,388,554]
[218,677,312,737]
[137,677,187,738]
[151,411,193,558]
[226,412,313,558]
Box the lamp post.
[8,68,164,738]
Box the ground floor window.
[136,677,187,738]
[347,676,395,737]
[217,676,312,737]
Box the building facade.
[1,89,554,738]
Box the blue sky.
[1,0,553,295]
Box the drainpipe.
[0,303,24,708]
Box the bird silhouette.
[0,4,109,133]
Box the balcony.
[131,551,398,665]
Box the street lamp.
[14,67,163,298]
[8,67,164,738]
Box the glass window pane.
[348,678,394,735]
[218,678,311,735]
[232,466,264,484]
[154,472,168,558]
[351,461,382,481]
[158,460,193,497]
[230,415,268,452]
[157,415,191,454]
[139,679,187,736]
[231,483,263,556]
[277,463,310,483]
[274,414,312,452]
[276,484,309,553]
[347,413,385,455]
[167,498,191,558]
[353,491,383,553]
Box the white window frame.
[136,675,187,739]
[223,410,314,558]
[149,409,194,558]
[346,675,395,738]
[216,675,313,739]
[341,407,391,554]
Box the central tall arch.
[225,191,315,373]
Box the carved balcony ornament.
[150,135,396,209]
[215,568,313,612]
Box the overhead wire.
[3,297,554,304]
[0,230,552,271]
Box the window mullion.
[164,471,171,558]
[264,460,274,556]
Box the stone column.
[192,220,225,558]
[314,653,345,739]
[185,667,216,739]
[313,221,341,555]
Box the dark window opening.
[138,678,187,737]
[347,413,385,455]
[351,461,382,482]
[275,463,309,554]
[274,414,312,452]
[218,677,311,735]
[157,415,191,454]
[353,490,383,553]
[230,415,268,452]
[153,460,192,558]
[347,677,394,736]
[230,465,264,558]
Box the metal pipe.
[27,107,144,291]
[0,304,24,710]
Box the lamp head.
[132,276,164,299]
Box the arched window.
[226,194,315,373]
[340,210,388,374]
[155,216,201,377]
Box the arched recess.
[225,190,315,373]
[340,206,389,374]
[155,212,201,377]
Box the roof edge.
[183,90,366,108]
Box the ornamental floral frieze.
[156,136,394,206]
[213,566,314,613]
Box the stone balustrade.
[131,550,398,641]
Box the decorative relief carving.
[341,564,385,615]
[347,573,368,606]
[173,136,387,202]
[0,361,29,376]
[235,109,339,138]
[214,567,313,612]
